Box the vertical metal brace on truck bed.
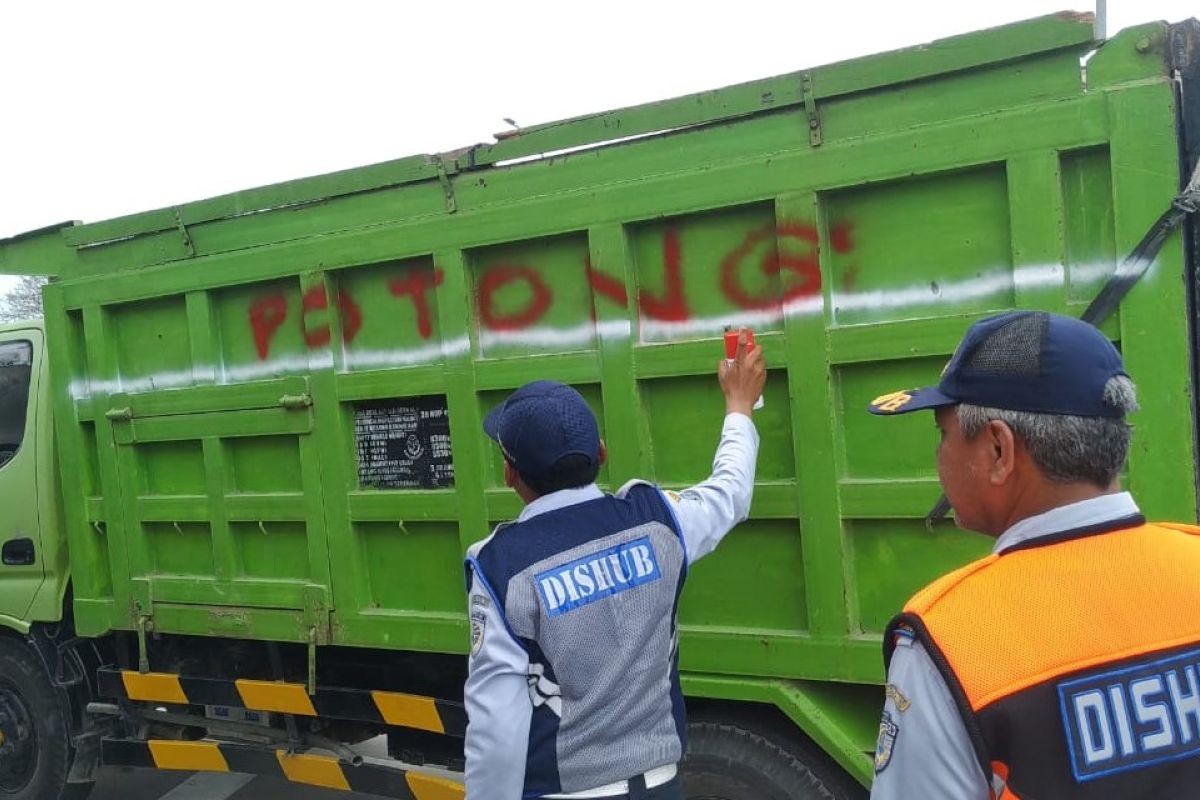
[172,208,195,258]
[307,628,318,696]
[135,614,151,674]
[130,578,154,673]
[302,585,330,695]
[802,73,822,146]
[433,156,458,213]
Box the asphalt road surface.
[87,737,462,800]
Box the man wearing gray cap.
[867,311,1200,799]
[463,333,765,800]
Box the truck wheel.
[0,637,91,800]
[683,719,865,800]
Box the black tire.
[0,637,91,800]
[683,719,867,800]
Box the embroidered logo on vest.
[1058,646,1200,782]
[535,536,661,618]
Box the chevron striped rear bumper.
[102,738,464,799]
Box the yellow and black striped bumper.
[98,668,466,737]
[102,739,464,799]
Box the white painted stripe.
[155,772,254,800]
[69,261,1117,400]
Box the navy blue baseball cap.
[483,381,600,479]
[868,311,1129,417]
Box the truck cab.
[0,322,66,629]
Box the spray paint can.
[723,327,764,410]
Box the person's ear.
[597,439,608,467]
[986,420,1017,485]
[503,459,519,489]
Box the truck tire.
[0,637,91,800]
[683,719,866,800]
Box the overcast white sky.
[1,1,1196,295]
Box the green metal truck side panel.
[4,13,1196,787]
[0,225,72,277]
[38,12,1196,663]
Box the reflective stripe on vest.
[885,521,1200,799]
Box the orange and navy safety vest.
[884,518,1200,799]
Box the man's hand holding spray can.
[721,326,766,413]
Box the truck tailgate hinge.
[802,73,822,147]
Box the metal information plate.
[354,397,454,489]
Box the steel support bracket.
[801,73,822,146]
[135,615,153,674]
[434,156,458,213]
[302,584,331,644]
[131,579,154,673]
[307,627,318,696]
[172,208,195,257]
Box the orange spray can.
[723,327,764,409]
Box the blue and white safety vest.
[469,483,687,796]
[462,412,759,800]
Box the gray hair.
[957,375,1138,488]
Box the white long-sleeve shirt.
[464,412,759,800]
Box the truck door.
[103,372,332,643]
[0,332,45,619]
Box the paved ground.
[87,737,461,800]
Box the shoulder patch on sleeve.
[663,490,682,505]
[885,683,911,713]
[875,711,900,774]
[469,609,487,657]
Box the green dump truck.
[0,12,1196,800]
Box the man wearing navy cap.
[463,333,766,800]
[867,311,1200,799]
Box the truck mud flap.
[101,738,464,799]
[97,667,467,737]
